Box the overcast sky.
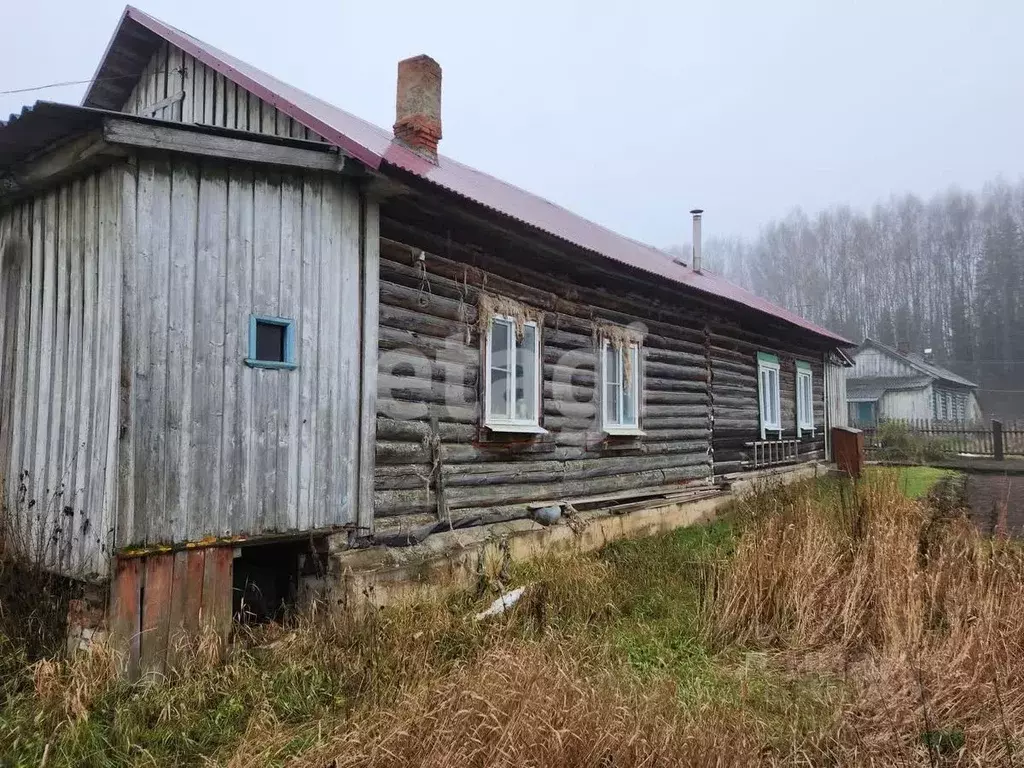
[3,1,1023,244]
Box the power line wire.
[0,69,168,97]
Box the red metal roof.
[85,6,851,345]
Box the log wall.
[708,321,827,475]
[373,229,714,527]
[375,193,833,529]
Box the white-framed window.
[757,352,781,439]
[484,315,543,432]
[796,361,814,436]
[602,339,642,433]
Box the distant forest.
[676,180,1024,419]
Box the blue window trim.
[245,314,298,370]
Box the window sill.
[244,358,298,370]
[603,427,645,437]
[484,423,548,435]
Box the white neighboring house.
[846,339,982,427]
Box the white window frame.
[601,339,643,434]
[796,364,814,437]
[483,315,545,433]
[757,354,782,439]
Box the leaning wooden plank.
[201,546,234,651]
[102,119,347,172]
[108,556,142,679]
[182,548,207,636]
[140,91,185,119]
[140,553,174,679]
[164,550,189,671]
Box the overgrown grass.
[2,475,1021,766]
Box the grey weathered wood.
[188,165,227,540]
[119,159,375,548]
[357,196,381,535]
[165,160,198,543]
[0,166,123,578]
[296,174,321,531]
[103,119,347,173]
[6,131,120,195]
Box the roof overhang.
[1,102,350,201]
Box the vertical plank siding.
[117,156,369,549]
[120,42,327,142]
[0,168,123,578]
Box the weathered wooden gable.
[849,347,920,379]
[120,41,328,143]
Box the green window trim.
[795,359,812,371]
[757,351,779,365]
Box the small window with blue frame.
[245,315,297,369]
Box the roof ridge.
[81,4,852,346]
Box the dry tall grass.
[711,474,1024,764]
[6,474,1023,767]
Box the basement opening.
[232,538,327,624]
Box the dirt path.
[964,474,1024,536]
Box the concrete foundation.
[308,462,823,610]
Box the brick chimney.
[394,55,442,162]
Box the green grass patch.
[867,465,953,498]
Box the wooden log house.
[0,7,853,671]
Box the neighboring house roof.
[857,338,978,388]
[846,376,932,402]
[73,5,850,346]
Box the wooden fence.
[864,419,1024,459]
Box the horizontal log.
[644,376,708,394]
[378,350,479,388]
[543,370,596,393]
[543,346,597,370]
[377,440,430,464]
[380,279,475,324]
[377,398,478,425]
[712,371,757,388]
[642,416,711,430]
[543,400,597,420]
[374,464,710,517]
[381,303,468,340]
[378,325,478,361]
[643,428,712,442]
[377,373,477,408]
[643,345,707,367]
[644,391,709,406]
[443,452,709,488]
[375,416,476,443]
[644,360,708,381]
